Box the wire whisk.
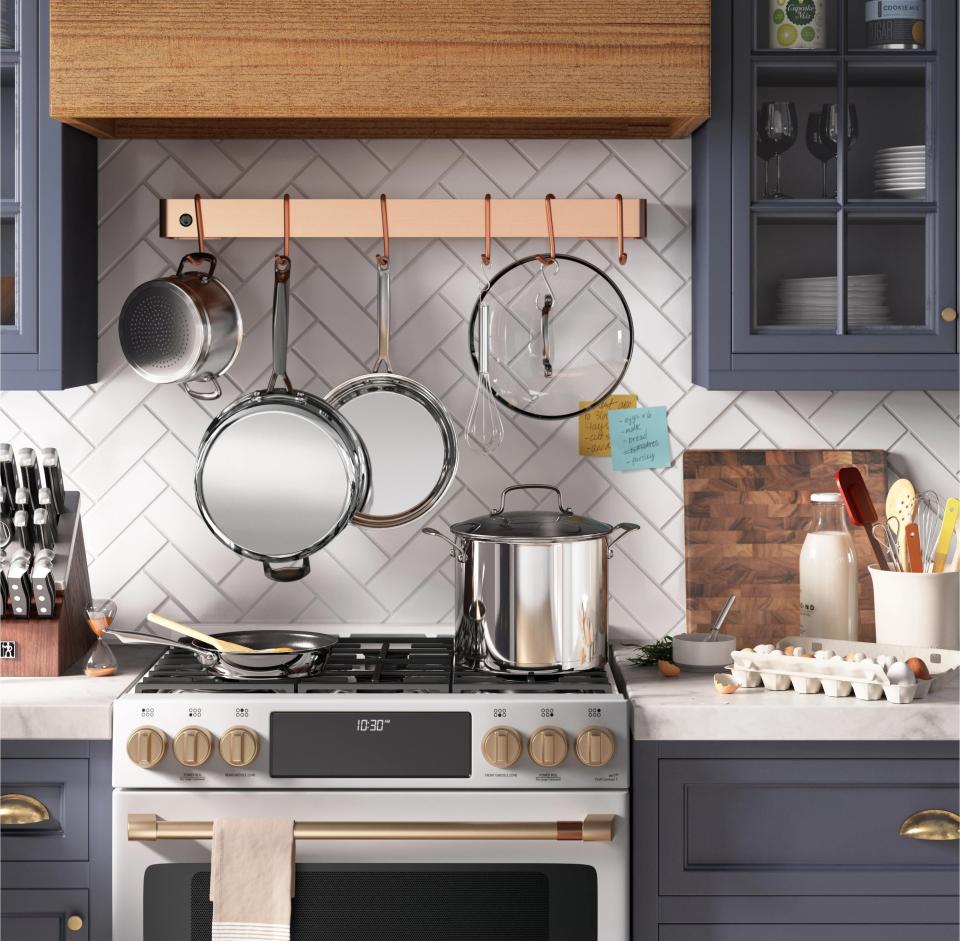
[914,490,942,573]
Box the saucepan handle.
[176,252,217,281]
[180,376,222,401]
[263,557,310,582]
[421,527,467,564]
[607,522,641,557]
[492,485,572,516]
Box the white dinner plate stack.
[775,274,891,326]
[873,145,925,198]
[0,0,11,48]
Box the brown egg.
[658,660,681,678]
[801,652,815,658]
[905,657,930,680]
[783,645,795,656]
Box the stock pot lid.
[450,509,613,542]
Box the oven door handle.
[128,813,615,843]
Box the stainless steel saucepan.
[109,627,338,680]
[423,485,639,673]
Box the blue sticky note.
[608,406,671,471]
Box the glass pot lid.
[468,253,634,421]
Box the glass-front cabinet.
[0,0,97,390]
[694,0,958,389]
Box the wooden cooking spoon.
[146,613,293,653]
[836,466,889,571]
[885,477,916,571]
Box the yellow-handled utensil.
[931,497,959,573]
[145,613,293,653]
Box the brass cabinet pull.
[0,793,51,825]
[66,914,84,932]
[129,813,615,843]
[899,809,960,841]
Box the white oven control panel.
[113,694,629,789]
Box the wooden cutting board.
[683,449,887,648]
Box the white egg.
[847,652,865,662]
[886,662,917,686]
[875,655,895,670]
[814,650,833,661]
[739,646,754,654]
[830,654,845,662]
[768,649,783,657]
[756,644,775,654]
[861,657,875,665]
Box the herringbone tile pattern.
[1,138,957,639]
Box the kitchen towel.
[210,817,295,941]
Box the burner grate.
[453,668,612,694]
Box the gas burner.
[453,667,612,694]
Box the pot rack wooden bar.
[158,197,647,243]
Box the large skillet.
[109,627,338,680]
[195,246,371,581]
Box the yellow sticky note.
[578,395,638,456]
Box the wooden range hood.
[49,1,710,139]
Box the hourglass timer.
[84,599,118,677]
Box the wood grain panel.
[49,1,710,139]
[683,450,887,648]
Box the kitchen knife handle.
[904,523,923,573]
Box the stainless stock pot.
[423,485,639,673]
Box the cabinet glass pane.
[1,64,15,201]
[846,215,926,328]
[0,0,14,49]
[847,64,927,200]
[756,0,836,51]
[753,215,838,329]
[847,0,927,51]
[1,216,15,327]
[755,64,838,201]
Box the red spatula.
[836,466,890,570]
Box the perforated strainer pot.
[118,251,242,400]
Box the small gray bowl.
[672,633,737,672]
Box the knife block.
[0,493,95,677]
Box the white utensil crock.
[869,565,960,650]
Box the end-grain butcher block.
[683,449,887,649]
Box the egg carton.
[728,636,960,705]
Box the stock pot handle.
[607,522,641,556]
[422,527,467,563]
[492,485,572,516]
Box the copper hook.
[615,194,627,265]
[282,193,291,259]
[535,193,556,266]
[193,194,205,254]
[376,193,390,268]
[481,193,492,268]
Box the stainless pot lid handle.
[266,253,294,393]
[373,261,392,373]
[491,485,572,516]
[607,522,641,556]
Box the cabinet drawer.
[661,928,958,941]
[0,758,89,862]
[659,759,959,896]
[1,888,89,941]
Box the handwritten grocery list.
[578,395,637,456]
[608,406,671,471]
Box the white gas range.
[113,626,630,941]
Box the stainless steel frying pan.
[108,627,338,679]
[325,261,458,528]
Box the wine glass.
[756,114,778,198]
[805,111,834,198]
[820,104,859,197]
[758,101,798,198]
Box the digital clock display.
[270,712,471,778]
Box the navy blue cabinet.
[0,1,97,390]
[693,0,958,390]
[633,741,960,940]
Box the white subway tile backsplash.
[2,137,955,640]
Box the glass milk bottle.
[799,492,859,640]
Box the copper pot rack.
[159,196,647,253]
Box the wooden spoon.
[146,613,293,653]
[885,477,916,571]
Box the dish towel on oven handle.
[211,817,295,941]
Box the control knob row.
[126,726,259,769]
[481,726,615,769]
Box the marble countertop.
[0,645,158,740]
[612,645,960,741]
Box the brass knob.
[574,726,616,768]
[941,307,958,323]
[528,727,568,768]
[126,726,167,769]
[172,726,214,768]
[481,726,523,768]
[219,726,259,768]
[900,809,960,841]
[66,914,84,931]
[1,793,51,825]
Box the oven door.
[115,789,628,941]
